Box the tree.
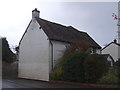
[2,37,15,63]
[64,40,90,56]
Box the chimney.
[32,8,40,20]
[114,39,117,43]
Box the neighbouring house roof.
[36,18,101,49]
[101,54,114,62]
[101,42,120,51]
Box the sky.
[0,0,118,50]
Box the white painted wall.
[107,56,113,66]
[96,49,101,54]
[51,40,69,68]
[102,43,119,62]
[91,48,101,54]
[19,20,50,81]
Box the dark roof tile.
[36,18,101,49]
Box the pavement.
[2,79,86,88]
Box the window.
[93,49,96,53]
[91,48,96,54]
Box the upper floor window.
[91,48,96,54]
[93,49,96,53]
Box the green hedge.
[50,65,63,80]
[50,51,89,82]
[84,54,109,83]
[50,41,110,83]
[61,52,89,82]
[97,67,119,84]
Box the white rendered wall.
[91,48,101,54]
[19,20,50,81]
[107,56,113,66]
[51,41,69,67]
[102,43,119,62]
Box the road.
[2,80,35,88]
[2,79,85,88]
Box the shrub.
[114,58,120,66]
[50,51,89,82]
[84,54,109,83]
[97,67,119,84]
[118,67,120,79]
[113,59,120,83]
[63,40,90,57]
[2,61,18,79]
[60,52,89,82]
[50,65,63,80]
[51,40,90,82]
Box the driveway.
[2,79,86,88]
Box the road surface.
[2,80,35,88]
[2,79,85,88]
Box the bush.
[50,52,89,82]
[58,52,89,82]
[118,67,120,79]
[97,67,119,84]
[114,58,120,66]
[2,61,18,79]
[50,65,62,80]
[84,54,109,83]
[63,40,90,57]
[113,59,120,83]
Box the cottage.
[18,8,101,81]
[101,39,120,62]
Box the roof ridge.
[67,26,86,33]
[40,18,68,28]
[39,18,86,34]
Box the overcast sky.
[0,0,118,49]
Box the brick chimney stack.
[32,8,40,20]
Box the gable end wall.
[19,20,50,81]
[102,43,119,62]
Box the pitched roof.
[36,18,101,49]
[101,42,120,50]
[101,54,114,62]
